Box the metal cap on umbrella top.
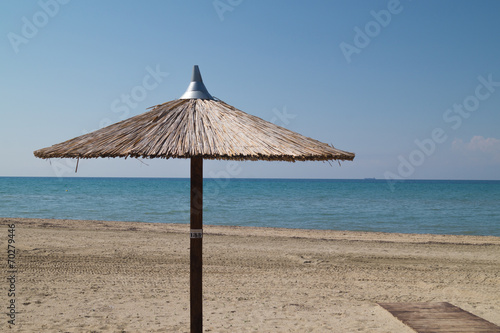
[180,65,214,100]
[34,66,354,333]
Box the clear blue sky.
[1,0,499,180]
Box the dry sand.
[1,217,499,332]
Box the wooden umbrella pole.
[190,156,203,333]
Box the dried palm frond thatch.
[34,99,354,162]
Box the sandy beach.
[2,217,499,332]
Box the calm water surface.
[1,177,499,236]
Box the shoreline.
[4,216,500,244]
[2,217,499,332]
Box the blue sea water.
[1,177,499,236]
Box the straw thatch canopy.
[34,98,354,162]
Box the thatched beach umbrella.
[34,66,354,332]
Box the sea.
[1,177,499,236]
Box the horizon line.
[1,176,500,182]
